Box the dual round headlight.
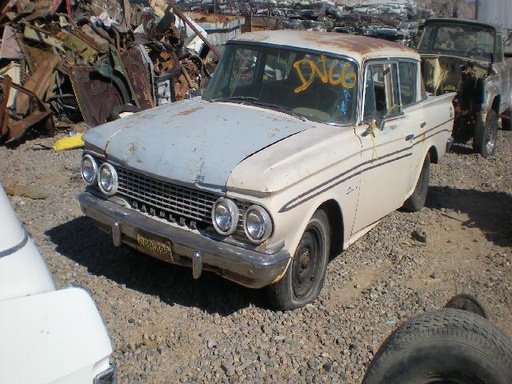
[212,198,273,243]
[98,163,118,195]
[80,155,118,196]
[212,198,239,235]
[81,154,98,185]
[243,205,272,242]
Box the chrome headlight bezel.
[81,154,99,185]
[243,205,273,243]
[211,197,239,235]
[97,163,118,196]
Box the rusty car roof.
[229,30,419,63]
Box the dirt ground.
[1,127,511,382]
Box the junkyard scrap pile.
[0,0,217,144]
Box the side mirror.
[373,109,385,129]
[363,112,384,137]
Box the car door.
[494,32,512,114]
[351,60,415,235]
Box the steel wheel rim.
[486,118,497,154]
[292,230,321,298]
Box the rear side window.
[398,61,418,107]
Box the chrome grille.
[116,167,216,224]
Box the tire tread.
[363,309,512,384]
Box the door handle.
[405,133,414,141]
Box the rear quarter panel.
[406,92,455,197]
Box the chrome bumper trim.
[78,192,290,289]
[446,136,454,152]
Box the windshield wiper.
[211,97,307,121]
[250,101,308,122]
[213,96,259,104]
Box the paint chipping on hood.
[83,98,316,187]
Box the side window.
[363,62,400,120]
[220,48,260,95]
[262,52,294,84]
[398,61,418,107]
[232,48,260,88]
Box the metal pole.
[170,2,222,59]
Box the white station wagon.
[78,31,454,310]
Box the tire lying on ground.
[444,293,489,319]
[362,308,512,384]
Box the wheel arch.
[428,145,439,164]
[491,95,500,115]
[318,199,344,259]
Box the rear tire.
[266,210,330,310]
[402,152,430,212]
[363,308,512,384]
[502,108,511,131]
[473,110,498,157]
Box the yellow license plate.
[136,232,173,263]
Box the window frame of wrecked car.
[417,21,500,62]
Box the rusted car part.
[120,45,155,110]
[0,75,54,143]
[0,0,239,145]
[67,65,127,127]
[169,4,220,59]
[418,18,512,157]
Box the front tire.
[363,308,512,384]
[402,152,430,212]
[473,110,498,157]
[266,210,330,310]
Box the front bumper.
[78,192,290,289]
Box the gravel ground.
[1,127,511,383]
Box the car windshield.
[418,23,495,61]
[202,43,358,124]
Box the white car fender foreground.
[0,184,116,384]
[0,186,55,301]
[0,287,115,384]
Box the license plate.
[136,232,173,263]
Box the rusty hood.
[83,97,315,189]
